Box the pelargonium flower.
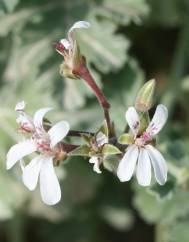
[117,104,168,186]
[6,102,70,205]
[54,21,90,79]
[89,132,108,174]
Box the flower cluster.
[6,21,169,206]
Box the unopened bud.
[55,21,90,80]
[135,79,156,112]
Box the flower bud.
[55,21,90,79]
[135,79,156,112]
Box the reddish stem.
[73,62,112,135]
[61,142,79,153]
[68,130,94,137]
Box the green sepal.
[59,62,78,79]
[98,120,109,138]
[138,112,150,134]
[82,134,93,144]
[118,133,134,145]
[72,39,83,69]
[68,145,90,156]
[103,155,119,173]
[89,150,97,156]
[102,144,121,155]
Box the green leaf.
[69,145,90,157]
[133,185,189,224]
[149,180,175,200]
[107,59,144,132]
[0,8,37,36]
[3,0,19,12]
[118,133,134,145]
[101,206,134,231]
[102,144,121,155]
[79,16,130,73]
[169,220,189,242]
[99,0,149,25]
[63,65,101,110]
[147,0,189,26]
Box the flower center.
[32,131,52,154]
[37,138,51,152]
[135,137,145,147]
[135,132,152,147]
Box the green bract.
[102,144,121,155]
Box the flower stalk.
[73,61,112,135]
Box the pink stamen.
[20,123,33,133]
[142,132,151,142]
[36,139,51,153]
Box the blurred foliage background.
[0,0,189,241]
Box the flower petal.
[22,156,43,191]
[48,121,70,148]
[33,107,52,129]
[39,156,61,205]
[6,139,36,170]
[136,148,151,186]
[146,145,167,185]
[68,21,90,44]
[96,132,108,147]
[117,145,139,182]
[89,157,101,174]
[60,38,71,50]
[69,21,90,33]
[125,107,140,135]
[146,104,168,136]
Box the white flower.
[89,132,108,174]
[117,104,168,186]
[6,104,70,205]
[55,21,90,56]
